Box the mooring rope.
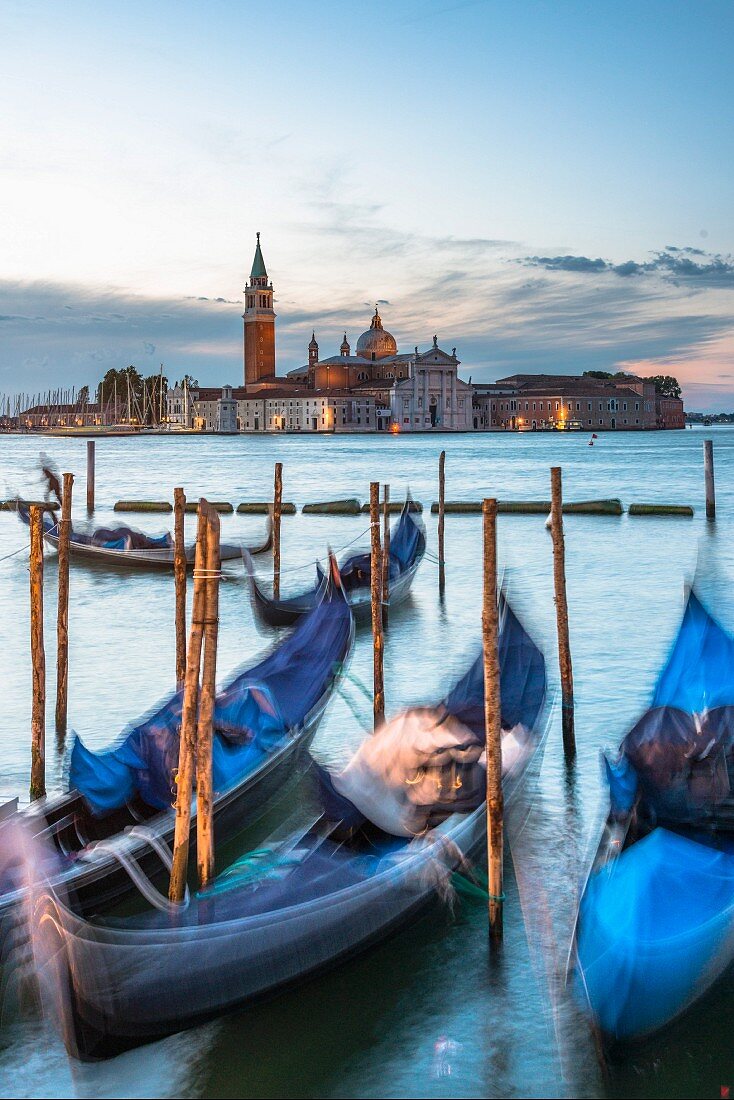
[0,542,30,565]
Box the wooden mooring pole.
[273,462,283,599]
[370,481,385,728]
[438,450,446,594]
[482,499,503,947]
[169,505,209,904]
[550,467,576,760]
[382,484,390,628]
[704,439,716,520]
[196,503,220,892]
[174,488,187,689]
[55,472,73,734]
[29,506,46,801]
[86,440,95,513]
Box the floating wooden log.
[236,502,296,515]
[429,498,623,515]
[184,501,233,514]
[114,501,173,513]
[360,500,423,514]
[628,503,694,517]
[302,498,361,515]
[562,498,623,515]
[0,499,58,512]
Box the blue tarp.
[577,828,734,1040]
[444,594,547,738]
[70,591,352,816]
[652,590,734,713]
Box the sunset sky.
[1,0,733,408]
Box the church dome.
[356,307,397,360]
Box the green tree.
[176,374,199,389]
[77,384,90,405]
[583,370,614,380]
[643,375,682,399]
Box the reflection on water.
[1,427,733,1097]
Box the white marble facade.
[390,339,473,431]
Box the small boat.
[246,499,426,627]
[14,499,272,568]
[573,590,734,1049]
[25,593,546,1058]
[0,578,353,924]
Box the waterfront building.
[162,236,686,434]
[170,383,378,433]
[473,373,683,431]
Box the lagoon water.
[1,426,733,1099]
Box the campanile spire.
[243,232,276,388]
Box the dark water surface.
[0,427,733,1099]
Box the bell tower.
[243,232,276,389]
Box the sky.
[1,0,733,410]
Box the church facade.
[164,234,683,433]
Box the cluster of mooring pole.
[482,499,504,946]
[704,439,716,520]
[273,462,283,599]
[169,499,221,903]
[173,488,187,688]
[370,481,385,728]
[550,467,576,760]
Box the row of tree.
[582,370,681,399]
[90,367,200,425]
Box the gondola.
[14,499,272,568]
[573,589,734,1049]
[0,575,353,926]
[24,593,546,1059]
[246,498,426,627]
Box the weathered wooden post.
[196,503,220,892]
[370,481,385,727]
[438,450,446,594]
[704,439,716,520]
[174,487,187,689]
[29,506,46,801]
[169,506,209,904]
[86,439,95,512]
[382,484,390,627]
[55,472,73,733]
[273,461,283,599]
[482,499,503,946]
[550,467,576,759]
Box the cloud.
[522,247,734,286]
[2,224,734,412]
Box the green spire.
[250,231,267,280]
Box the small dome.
[356,307,397,360]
